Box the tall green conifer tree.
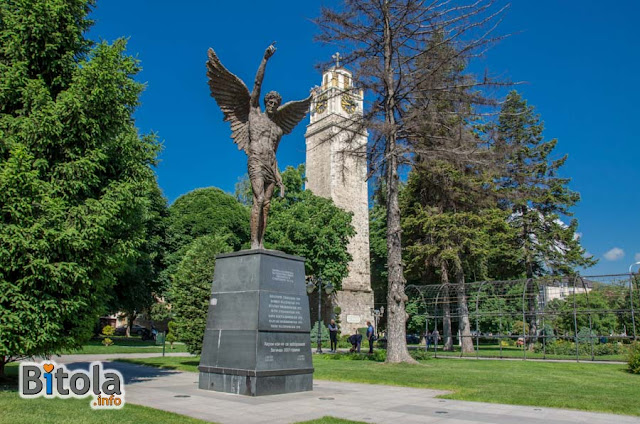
[495,91,595,278]
[0,0,160,375]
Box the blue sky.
[88,1,639,277]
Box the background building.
[305,56,374,334]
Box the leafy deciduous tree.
[164,187,250,285]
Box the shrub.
[628,342,640,374]
[512,321,529,336]
[409,349,431,361]
[577,327,595,343]
[535,339,627,357]
[594,341,626,356]
[102,338,114,347]
[165,321,177,349]
[541,324,556,344]
[333,306,342,337]
[337,335,353,349]
[102,325,114,337]
[310,321,330,342]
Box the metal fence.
[406,274,638,361]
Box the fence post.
[572,275,580,361]
[475,282,486,360]
[578,276,595,361]
[630,274,637,341]
[522,279,530,360]
[541,281,546,359]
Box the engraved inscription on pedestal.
[256,332,310,370]
[259,292,308,331]
[272,268,294,284]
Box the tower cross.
[332,52,341,68]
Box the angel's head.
[264,91,282,117]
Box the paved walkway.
[54,354,639,424]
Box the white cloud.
[635,252,640,262]
[604,247,625,261]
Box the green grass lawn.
[116,355,640,416]
[63,336,188,354]
[419,344,627,362]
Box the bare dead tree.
[315,0,510,363]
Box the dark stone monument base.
[198,371,313,396]
[198,249,313,396]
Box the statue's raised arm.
[206,45,311,249]
[250,44,276,108]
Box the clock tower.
[305,54,374,334]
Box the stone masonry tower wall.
[305,60,373,335]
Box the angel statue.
[207,44,311,250]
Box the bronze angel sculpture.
[207,44,311,250]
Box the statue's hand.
[265,43,276,59]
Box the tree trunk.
[126,311,137,338]
[383,0,414,364]
[455,267,474,353]
[0,358,5,379]
[440,263,453,351]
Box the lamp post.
[306,276,334,353]
[370,306,384,339]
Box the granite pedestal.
[198,249,313,396]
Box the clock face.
[315,93,327,114]
[341,93,356,114]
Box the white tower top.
[310,53,364,125]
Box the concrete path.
[55,355,640,424]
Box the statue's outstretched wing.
[273,95,312,135]
[206,48,251,153]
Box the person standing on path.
[328,319,338,352]
[432,329,440,351]
[366,321,375,354]
[425,330,432,351]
